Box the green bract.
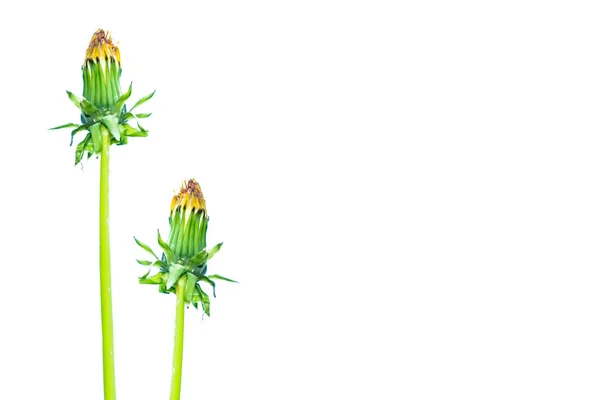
[49,29,155,165]
[135,179,236,316]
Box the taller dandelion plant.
[50,29,155,400]
[134,179,236,400]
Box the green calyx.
[134,180,235,316]
[50,83,155,166]
[49,29,155,165]
[135,234,234,317]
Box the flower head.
[82,29,122,110]
[171,179,207,217]
[84,29,121,65]
[169,179,208,259]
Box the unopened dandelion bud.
[134,178,234,316]
[83,29,122,111]
[51,28,155,165]
[168,179,208,259]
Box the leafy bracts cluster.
[50,29,155,165]
[135,179,236,316]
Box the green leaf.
[166,264,187,289]
[66,91,81,109]
[139,269,151,279]
[136,113,152,118]
[184,273,199,303]
[136,260,153,266]
[130,90,156,111]
[134,237,159,260]
[89,123,103,153]
[100,115,121,141]
[157,230,174,264]
[114,82,132,114]
[49,123,79,130]
[207,274,238,283]
[196,285,210,316]
[198,275,217,297]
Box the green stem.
[170,275,187,400]
[100,127,117,400]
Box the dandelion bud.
[83,29,122,111]
[168,179,208,259]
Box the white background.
[0,1,599,399]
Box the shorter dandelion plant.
[134,179,236,400]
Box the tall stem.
[170,276,187,400]
[100,127,117,400]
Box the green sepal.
[120,112,133,121]
[70,125,88,146]
[136,120,148,133]
[90,123,103,153]
[152,259,168,269]
[199,215,208,250]
[75,134,92,165]
[113,82,132,115]
[134,237,159,260]
[196,285,210,316]
[184,273,199,303]
[66,91,81,109]
[189,249,209,266]
[81,98,100,118]
[122,124,148,137]
[158,280,168,293]
[166,264,187,289]
[49,123,79,130]
[193,265,208,276]
[100,115,120,141]
[207,242,223,261]
[198,275,217,297]
[121,112,152,120]
[140,272,166,285]
[116,135,128,145]
[189,243,223,267]
[207,274,238,284]
[157,230,174,264]
[130,90,156,111]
